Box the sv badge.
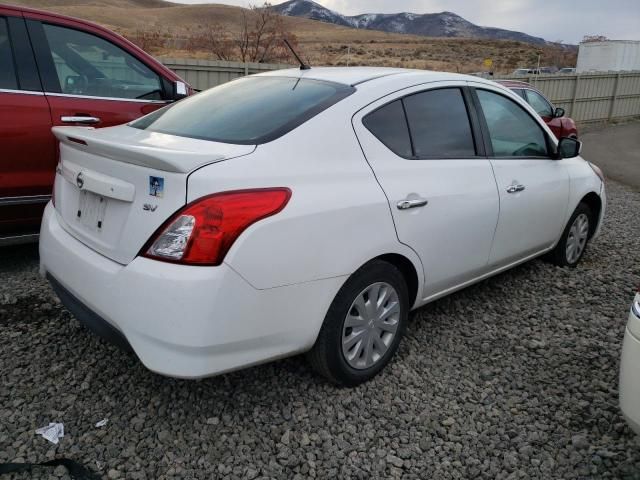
[143,203,158,212]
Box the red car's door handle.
[60,116,100,125]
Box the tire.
[307,260,409,386]
[549,202,593,267]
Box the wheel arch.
[579,191,602,237]
[370,253,420,309]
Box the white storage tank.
[577,40,640,73]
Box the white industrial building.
[577,40,640,73]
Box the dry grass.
[9,0,576,73]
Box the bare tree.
[187,3,298,63]
[236,3,296,63]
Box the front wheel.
[307,260,409,386]
[550,203,593,267]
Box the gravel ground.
[1,180,639,480]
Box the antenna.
[283,38,311,71]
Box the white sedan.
[621,291,640,434]
[39,67,606,385]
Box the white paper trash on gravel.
[95,418,108,428]
[35,423,64,444]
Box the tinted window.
[403,88,476,158]
[42,23,162,100]
[512,89,527,99]
[477,89,548,157]
[363,100,412,158]
[0,18,18,90]
[525,90,553,117]
[132,76,354,144]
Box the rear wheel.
[307,260,409,386]
[550,203,592,267]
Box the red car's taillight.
[142,188,291,266]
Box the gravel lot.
[1,179,639,479]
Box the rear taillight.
[142,188,291,266]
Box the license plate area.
[76,190,108,231]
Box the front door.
[27,20,170,130]
[353,83,500,301]
[524,88,562,138]
[471,86,569,267]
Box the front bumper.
[39,203,345,378]
[620,296,640,435]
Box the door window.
[525,90,553,117]
[476,89,549,158]
[512,89,527,100]
[403,88,476,158]
[0,18,18,89]
[42,23,162,100]
[362,100,413,158]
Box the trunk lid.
[52,125,255,264]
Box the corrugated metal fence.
[159,58,640,124]
[497,71,640,123]
[160,58,288,91]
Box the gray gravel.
[1,180,640,479]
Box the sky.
[170,0,640,44]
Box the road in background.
[581,121,640,190]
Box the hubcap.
[566,213,590,264]
[341,282,400,370]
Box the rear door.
[26,19,172,129]
[353,82,499,300]
[470,85,569,266]
[0,12,55,240]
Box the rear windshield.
[130,76,355,145]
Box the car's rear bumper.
[39,203,344,378]
[620,298,640,435]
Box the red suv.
[497,80,578,140]
[0,5,191,245]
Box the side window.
[476,89,549,158]
[363,100,413,158]
[512,89,527,100]
[41,23,162,100]
[0,17,18,90]
[525,90,553,117]
[403,88,476,158]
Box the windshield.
[131,76,355,144]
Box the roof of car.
[256,67,471,87]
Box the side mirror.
[554,107,566,118]
[173,81,188,101]
[556,137,582,159]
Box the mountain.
[273,0,548,46]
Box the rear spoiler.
[52,126,231,174]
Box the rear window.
[131,76,355,144]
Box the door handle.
[397,198,428,210]
[61,116,101,125]
[506,184,526,194]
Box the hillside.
[274,0,548,46]
[7,0,576,73]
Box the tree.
[188,2,299,64]
[236,3,297,63]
